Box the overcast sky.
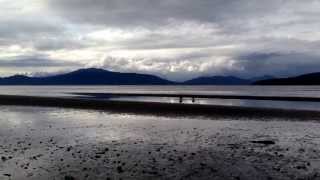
[1,0,320,81]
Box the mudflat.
[1,106,320,180]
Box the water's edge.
[1,94,320,120]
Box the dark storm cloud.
[0,19,62,40]
[235,52,320,77]
[48,0,283,29]
[0,55,81,67]
[0,19,90,51]
[238,53,283,62]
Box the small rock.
[296,165,307,170]
[65,175,75,180]
[250,140,275,145]
[117,166,124,173]
[1,156,7,162]
[66,146,72,151]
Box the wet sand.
[1,106,320,180]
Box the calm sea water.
[1,85,320,111]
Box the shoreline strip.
[72,92,320,102]
[0,94,320,120]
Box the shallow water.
[1,85,320,111]
[1,85,320,97]
[1,106,320,179]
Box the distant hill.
[182,75,275,85]
[250,75,275,82]
[0,68,277,85]
[0,68,174,85]
[254,72,320,85]
[183,76,251,85]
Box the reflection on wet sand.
[1,106,320,180]
[109,96,320,111]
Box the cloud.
[234,52,320,77]
[0,54,81,67]
[1,0,320,79]
[0,53,82,77]
[47,0,283,28]
[88,54,238,81]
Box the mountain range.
[0,68,172,85]
[255,72,320,85]
[0,68,274,85]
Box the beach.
[2,0,320,179]
[1,104,320,180]
[1,86,320,180]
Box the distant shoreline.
[0,94,320,120]
[72,92,320,102]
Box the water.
[1,85,320,97]
[0,85,320,111]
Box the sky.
[1,0,320,81]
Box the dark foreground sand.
[1,106,320,180]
